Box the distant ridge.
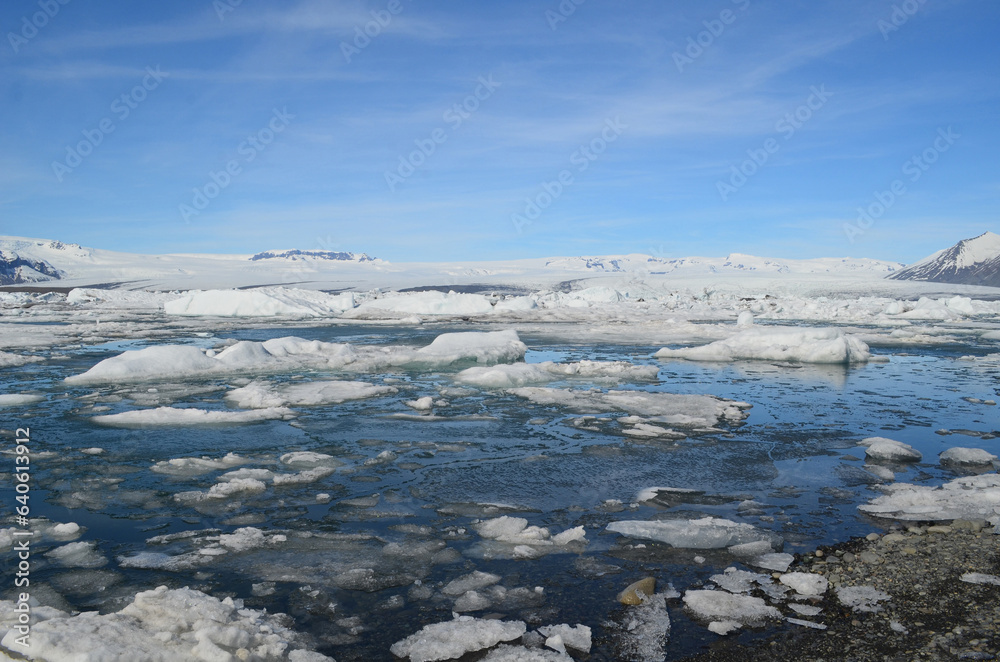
[249,249,376,262]
[888,232,1000,288]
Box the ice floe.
[0,394,44,407]
[66,330,526,384]
[152,452,249,476]
[655,326,872,364]
[92,406,294,427]
[682,590,780,626]
[508,387,750,429]
[225,379,396,408]
[939,447,998,466]
[858,474,1000,522]
[455,360,658,388]
[860,436,922,462]
[165,287,355,317]
[0,585,330,661]
[470,516,587,559]
[607,517,781,550]
[389,614,526,662]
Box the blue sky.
[0,0,997,263]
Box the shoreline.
[678,519,1000,661]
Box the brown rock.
[617,577,656,605]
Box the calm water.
[2,323,998,660]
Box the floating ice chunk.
[940,447,998,466]
[837,586,890,612]
[859,474,1000,521]
[280,451,343,469]
[66,345,220,383]
[456,360,658,388]
[606,592,672,661]
[405,396,434,411]
[736,311,754,328]
[747,553,793,572]
[44,541,107,569]
[218,527,286,553]
[219,468,274,482]
[453,591,492,612]
[708,620,741,635]
[478,645,573,661]
[656,327,872,364]
[789,603,823,616]
[273,467,336,485]
[0,394,44,407]
[551,526,587,545]
[779,572,828,596]
[508,387,750,429]
[0,350,44,368]
[537,624,591,653]
[227,379,396,408]
[152,452,248,476]
[80,447,104,455]
[710,568,773,594]
[493,296,538,312]
[389,614,526,662]
[861,437,922,462]
[92,406,294,427]
[865,464,896,481]
[352,291,495,317]
[787,617,827,630]
[411,330,527,366]
[443,571,502,596]
[607,517,780,550]
[0,585,331,661]
[476,517,549,543]
[960,572,1000,586]
[165,287,354,317]
[683,590,780,626]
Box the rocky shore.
[680,519,1000,661]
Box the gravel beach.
[679,520,1000,661]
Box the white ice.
[225,379,396,408]
[165,287,355,317]
[0,394,44,407]
[0,585,331,661]
[860,437,922,462]
[859,474,1000,522]
[455,360,658,388]
[682,590,780,626]
[389,614,526,662]
[779,572,828,596]
[939,447,998,466]
[92,406,294,427]
[508,388,750,429]
[655,327,872,364]
[960,572,1000,586]
[607,517,781,550]
[836,586,891,613]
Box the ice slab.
[165,287,355,317]
[779,572,828,596]
[389,614,526,662]
[66,330,526,384]
[836,586,891,612]
[92,406,294,427]
[607,517,781,550]
[509,387,750,429]
[0,394,44,407]
[456,360,658,388]
[0,585,331,661]
[939,447,998,466]
[656,326,872,364]
[861,437,922,462]
[683,590,780,625]
[859,474,1000,522]
[226,379,396,408]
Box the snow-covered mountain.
[888,232,1000,287]
[543,253,902,275]
[249,249,377,262]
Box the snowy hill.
[888,232,1000,288]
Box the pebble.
[866,533,881,542]
[927,525,953,534]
